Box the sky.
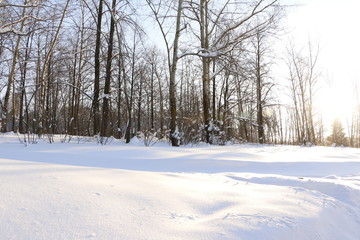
[282,0,360,130]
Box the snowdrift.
[1,134,360,240]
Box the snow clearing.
[1,133,360,240]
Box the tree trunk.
[212,60,216,121]
[137,74,143,132]
[70,49,78,135]
[255,33,265,144]
[168,0,183,146]
[125,33,137,144]
[157,72,164,135]
[117,55,122,139]
[100,0,116,142]
[93,0,103,135]
[200,0,211,143]
[150,63,155,130]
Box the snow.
[0,26,26,35]
[1,134,360,239]
[177,48,223,59]
[0,27,12,34]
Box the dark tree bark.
[200,0,211,143]
[150,62,155,130]
[212,60,216,121]
[255,32,265,144]
[137,72,143,132]
[116,54,123,139]
[92,0,103,135]
[125,33,137,144]
[168,0,183,146]
[100,0,117,142]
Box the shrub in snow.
[137,130,161,147]
[17,132,38,146]
[179,120,227,146]
[96,135,114,145]
[208,120,226,145]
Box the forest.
[1,0,359,147]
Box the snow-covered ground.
[1,134,360,240]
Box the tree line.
[1,0,360,147]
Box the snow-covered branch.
[0,26,28,35]
[177,48,224,59]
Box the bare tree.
[285,41,320,144]
[184,0,279,143]
[146,0,185,146]
[0,0,44,36]
[1,0,27,132]
[0,0,310,148]
[38,0,71,136]
[250,28,277,144]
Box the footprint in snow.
[94,192,101,196]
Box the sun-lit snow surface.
[1,134,360,240]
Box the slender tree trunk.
[222,73,229,133]
[168,0,183,146]
[117,55,122,139]
[100,0,116,142]
[33,36,41,134]
[150,63,155,130]
[45,58,53,136]
[255,34,265,144]
[137,74,143,132]
[73,3,85,136]
[200,0,211,143]
[19,55,28,133]
[52,79,60,134]
[125,33,137,143]
[93,0,103,135]
[11,76,17,132]
[70,49,78,135]
[212,60,216,121]
[157,72,164,135]
[115,19,126,139]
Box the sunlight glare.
[317,83,356,127]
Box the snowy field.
[1,133,360,240]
